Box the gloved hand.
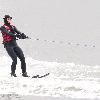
[21,33,27,39]
[16,33,28,39]
[16,34,22,39]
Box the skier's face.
[6,18,12,24]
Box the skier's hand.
[16,34,22,39]
[16,33,30,39]
[20,33,27,39]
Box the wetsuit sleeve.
[0,26,16,37]
[13,26,22,34]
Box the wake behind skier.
[0,15,29,77]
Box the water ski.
[32,73,50,78]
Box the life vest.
[1,24,14,43]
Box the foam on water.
[0,56,100,99]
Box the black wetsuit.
[0,25,26,74]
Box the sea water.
[0,56,100,99]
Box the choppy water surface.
[0,56,100,99]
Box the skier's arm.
[0,26,16,37]
[13,26,22,34]
[14,26,30,39]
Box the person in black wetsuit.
[0,15,29,77]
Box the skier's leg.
[14,46,26,74]
[5,46,17,75]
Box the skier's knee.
[12,58,17,64]
[20,56,25,62]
